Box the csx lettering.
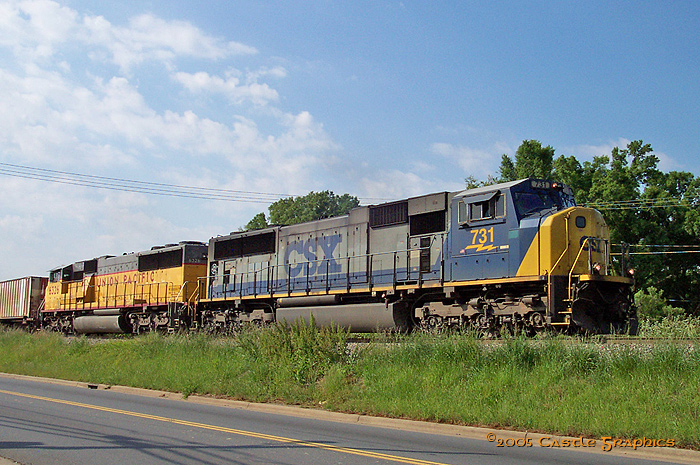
[285,235,342,278]
[580,236,602,253]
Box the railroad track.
[345,335,700,345]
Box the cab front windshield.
[514,190,575,217]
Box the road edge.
[1,371,698,465]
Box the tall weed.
[639,315,700,338]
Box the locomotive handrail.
[568,237,592,301]
[56,280,183,312]
[174,281,197,304]
[202,237,446,301]
[547,217,572,318]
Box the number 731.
[470,227,494,245]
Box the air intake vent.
[370,201,408,228]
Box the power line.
[0,162,389,204]
[585,196,700,210]
[628,244,700,249]
[1,164,282,203]
[611,243,700,257]
[626,251,700,256]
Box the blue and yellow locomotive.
[201,178,636,334]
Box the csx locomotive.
[34,178,636,335]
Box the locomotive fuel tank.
[277,300,411,332]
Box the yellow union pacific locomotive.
[42,178,636,335]
[43,242,207,333]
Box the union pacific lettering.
[95,270,162,286]
[46,284,61,296]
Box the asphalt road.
[0,375,694,465]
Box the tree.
[245,191,360,230]
[497,154,517,182]
[634,287,685,321]
[552,154,609,204]
[550,139,699,314]
[464,174,500,189]
[245,212,269,231]
[498,140,555,181]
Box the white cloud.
[431,142,503,179]
[82,13,257,72]
[564,138,631,161]
[0,0,78,59]
[565,138,683,172]
[0,2,344,280]
[1,1,256,72]
[173,69,280,106]
[655,151,684,173]
[360,169,426,200]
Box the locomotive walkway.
[0,373,697,465]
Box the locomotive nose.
[567,208,610,276]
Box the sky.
[1,0,698,280]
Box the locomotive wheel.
[529,312,545,328]
[420,315,445,333]
[570,299,599,334]
[468,314,492,338]
[151,313,170,333]
[60,317,74,335]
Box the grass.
[638,314,700,338]
[0,325,698,449]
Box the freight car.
[0,276,47,329]
[201,178,637,335]
[43,242,207,334]
[41,178,636,335]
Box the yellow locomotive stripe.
[515,207,611,277]
[577,275,633,284]
[0,389,451,465]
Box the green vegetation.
[638,315,700,339]
[1,325,698,449]
[635,287,686,321]
[245,191,360,230]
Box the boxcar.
[0,276,48,328]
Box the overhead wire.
[0,162,389,204]
[611,243,700,257]
[584,196,699,210]
[624,244,700,256]
[0,163,283,203]
[1,162,695,206]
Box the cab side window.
[460,192,505,224]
